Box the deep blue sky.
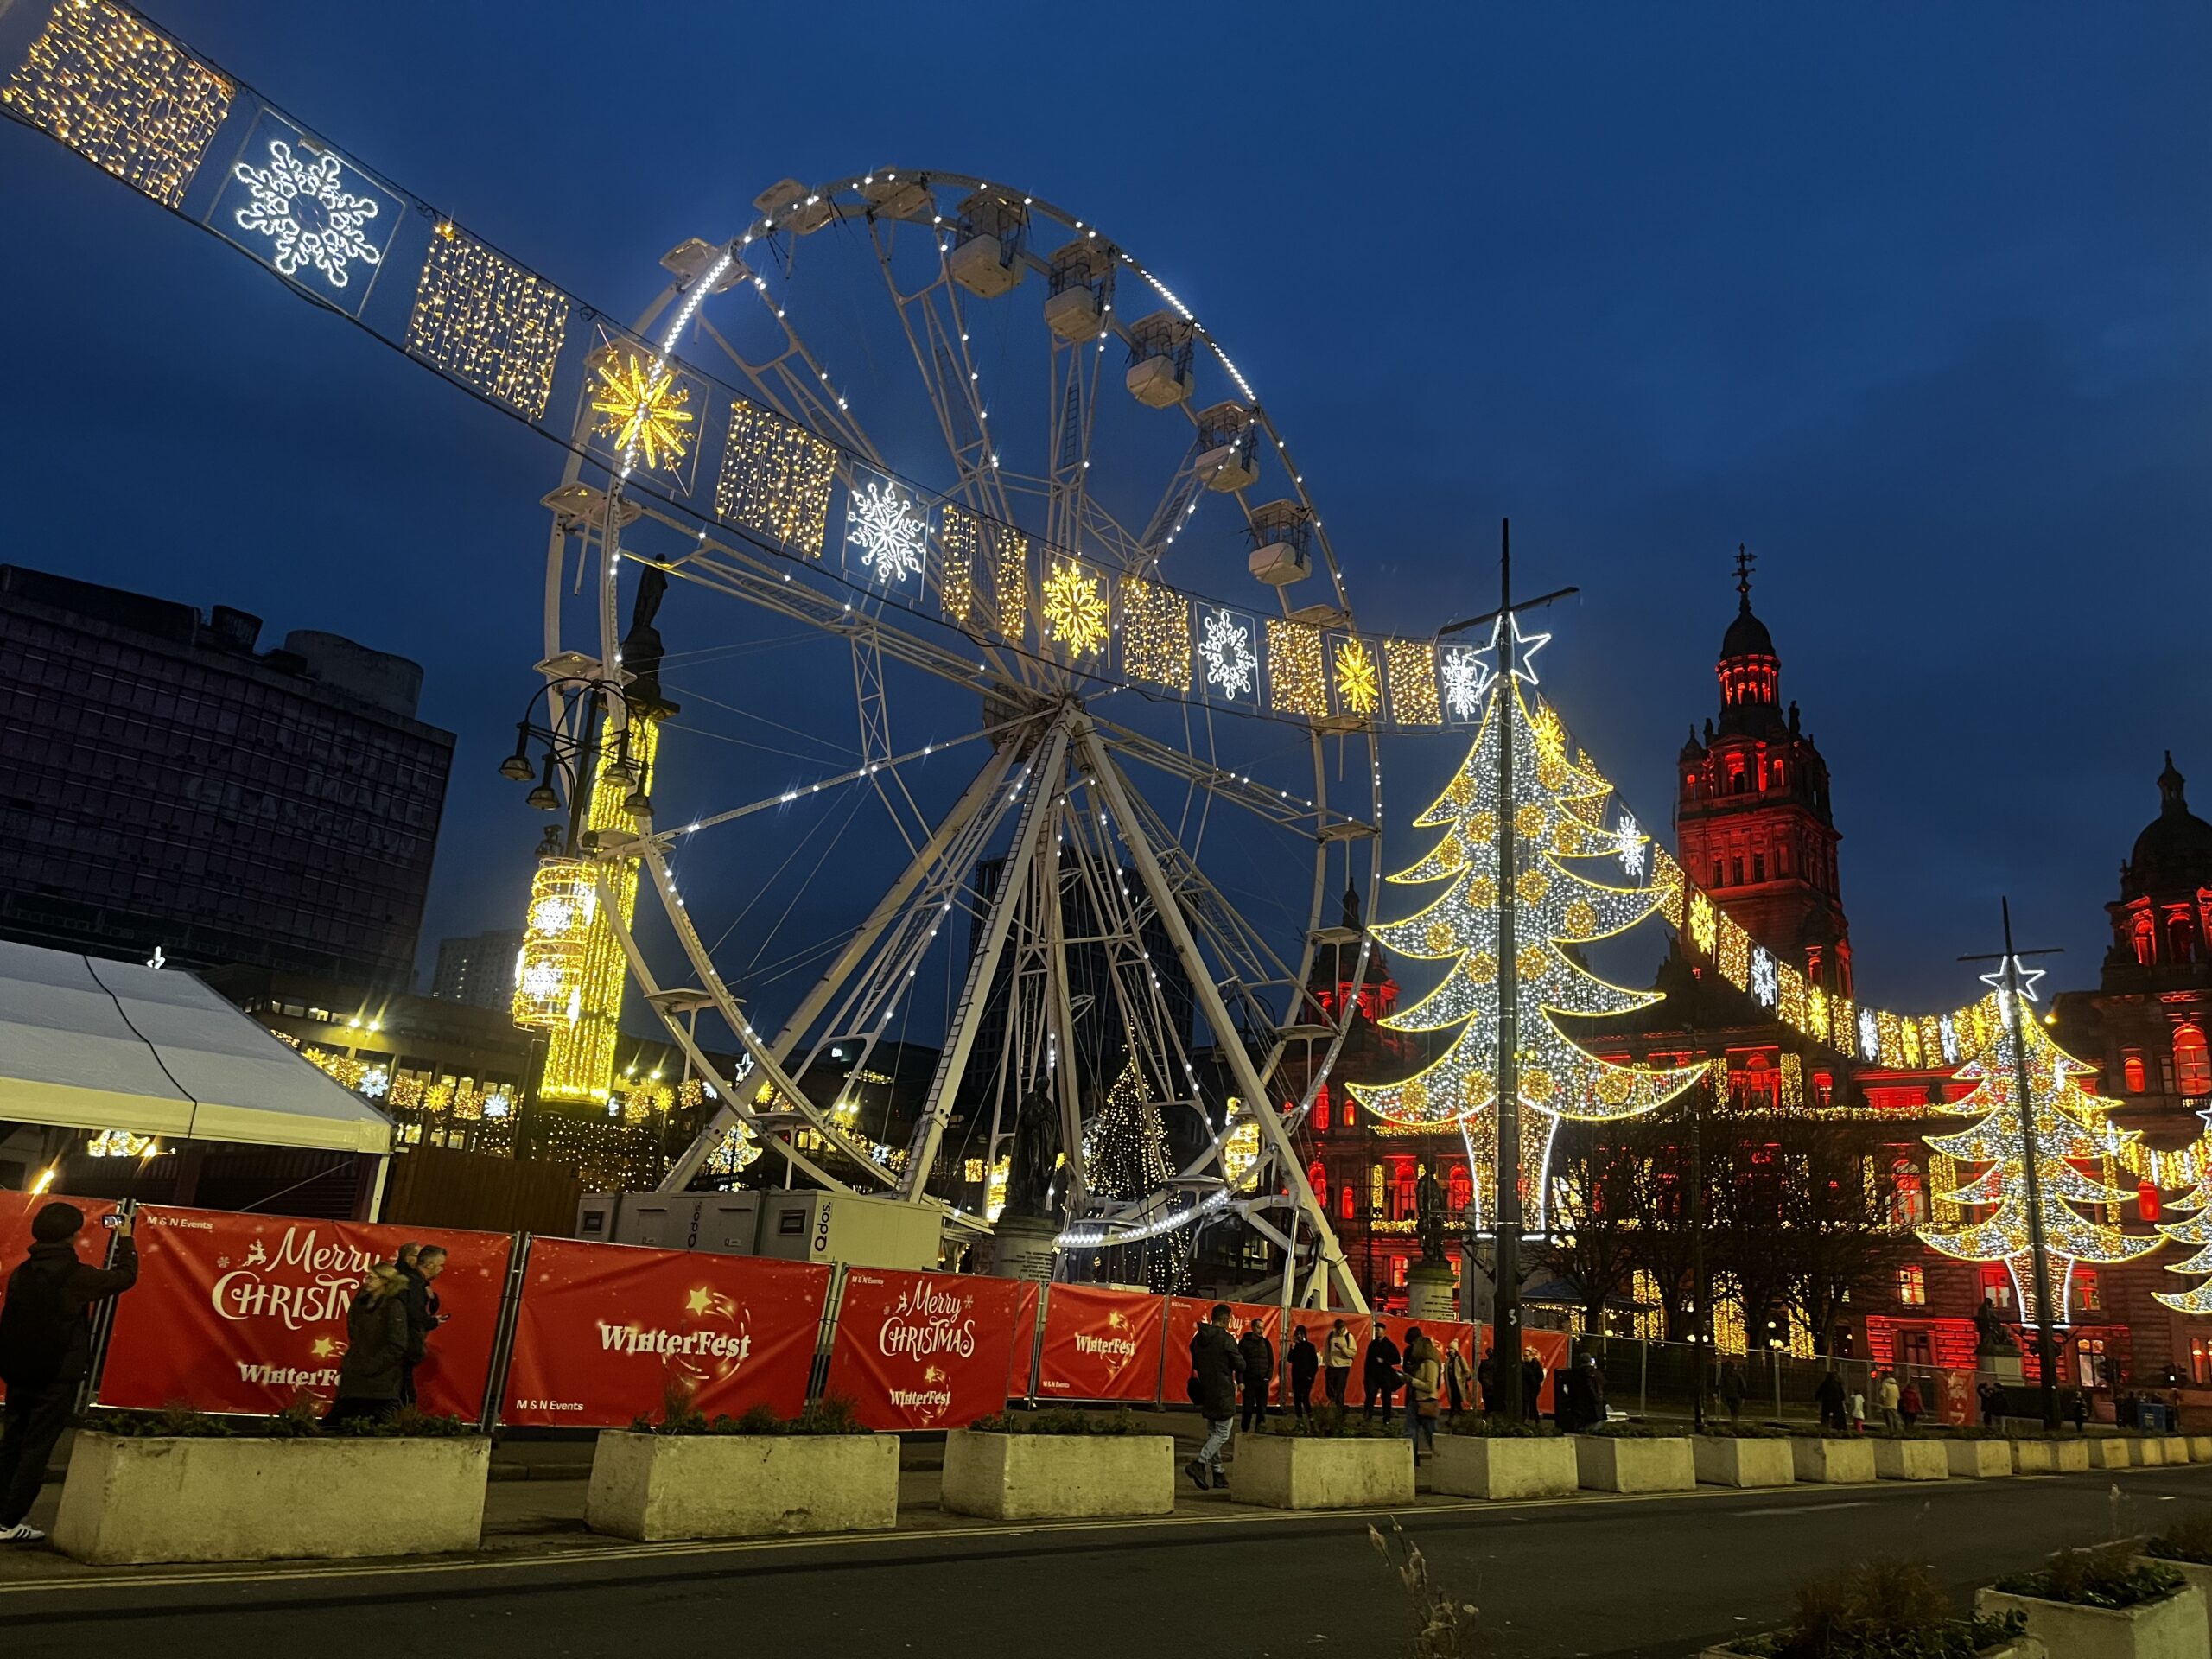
[2,3,2206,1017]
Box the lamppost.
[498,676,658,853]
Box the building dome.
[1720,601,1776,662]
[2126,753,2212,898]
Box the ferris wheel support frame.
[1074,717,1366,1313]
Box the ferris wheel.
[536,170,1383,1310]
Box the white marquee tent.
[0,938,393,1156]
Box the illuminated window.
[1813,1071,1834,1108]
[1897,1264,1926,1306]
[1391,1257,1408,1288]
[2075,1270,2101,1314]
[2123,1052,2147,1093]
[2076,1335,2108,1389]
[1890,1158,1927,1226]
[1306,1161,1327,1209]
[2175,1025,2211,1096]
[1340,1185,1355,1222]
[1751,853,1766,883]
[1772,760,1786,787]
[2139,1181,2162,1224]
[1313,1090,1329,1132]
[1446,1162,1471,1216]
[2192,1337,2212,1387]
[1389,1158,1419,1221]
[2133,912,2157,967]
[1343,1098,1356,1128]
[2171,913,2197,966]
[1979,1266,2014,1310]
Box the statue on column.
[1415,1163,1450,1266]
[1004,1089,1062,1220]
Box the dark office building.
[432,929,523,1012]
[0,565,454,986]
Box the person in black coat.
[393,1243,448,1406]
[1287,1325,1320,1422]
[0,1204,138,1541]
[1185,1304,1242,1491]
[1521,1352,1544,1419]
[327,1266,414,1425]
[1815,1369,1847,1433]
[1237,1321,1276,1431]
[1362,1323,1402,1421]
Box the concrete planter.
[1574,1434,1694,1493]
[1976,1583,2207,1659]
[940,1429,1173,1520]
[1230,1434,1414,1510]
[1701,1641,2044,1659]
[1790,1436,1878,1484]
[2090,1437,2135,1469]
[2012,1438,2092,1473]
[54,1432,489,1565]
[2155,1435,2190,1465]
[2132,1437,2170,1467]
[2186,1435,2212,1465]
[1872,1439,1949,1482]
[2138,1557,2212,1609]
[1429,1433,1579,1499]
[1692,1435,1795,1489]
[586,1431,899,1541]
[1946,1439,2015,1478]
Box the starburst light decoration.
[1440,645,1488,721]
[847,480,928,587]
[231,137,383,287]
[1918,1001,2158,1323]
[1332,637,1381,718]
[589,348,693,473]
[1040,559,1108,658]
[1344,673,1703,1230]
[1199,607,1257,700]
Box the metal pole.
[2000,899,2063,1431]
[1689,1036,1707,1432]
[1493,518,1526,1423]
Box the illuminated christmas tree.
[2152,1135,2212,1314]
[1919,988,2158,1323]
[1085,1061,1189,1291]
[1346,660,1703,1228]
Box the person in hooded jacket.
[326,1264,416,1425]
[1185,1304,1242,1491]
[1362,1323,1402,1421]
[1287,1325,1319,1422]
[1237,1319,1276,1430]
[0,1203,137,1543]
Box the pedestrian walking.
[1237,1319,1275,1431]
[1402,1328,1442,1459]
[1898,1377,1923,1430]
[1876,1370,1901,1433]
[1719,1360,1747,1426]
[1476,1349,1497,1412]
[1815,1368,1847,1433]
[1324,1318,1356,1411]
[1580,1355,1608,1429]
[2068,1389,2090,1433]
[0,1203,138,1543]
[394,1243,448,1405]
[1362,1322,1401,1421]
[1185,1303,1241,1491]
[1521,1350,1544,1419]
[1444,1342,1474,1417]
[1287,1325,1319,1422]
[326,1264,413,1425]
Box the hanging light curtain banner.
[499,1237,830,1428]
[94,1207,511,1419]
[1033,1284,1166,1402]
[824,1269,1025,1431]
[0,1190,119,1263]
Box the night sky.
[1,3,2206,1027]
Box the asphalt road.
[3,1465,2208,1659]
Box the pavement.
[1,1441,2209,1659]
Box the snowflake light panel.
[845,480,929,589]
[1040,560,1109,658]
[1199,607,1258,702]
[203,113,400,317]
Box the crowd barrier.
[1,1193,1535,1431]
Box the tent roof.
[0,941,393,1155]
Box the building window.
[1772,759,1786,786]
[1751,853,1766,883]
[1343,1097,1355,1128]
[1339,1185,1355,1222]
[1897,1264,1926,1306]
[2176,1025,2211,1096]
[2139,1181,2163,1224]
[1446,1162,1471,1216]
[2171,912,2197,965]
[1891,1158,1927,1226]
[2123,1052,2148,1093]
[1313,1090,1329,1132]
[1732,857,1745,886]
[1391,1256,1408,1288]
[1713,860,1726,887]
[2134,912,2157,966]
[2192,1337,2212,1387]
[1979,1266,2014,1310]
[2076,1335,2108,1389]
[1389,1159,1419,1222]
[1813,1071,1834,1108]
[2075,1270,2101,1314]
[1306,1161,1327,1210]
[1777,845,1789,876]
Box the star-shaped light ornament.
[1467,609,1552,689]
[1977,956,2047,1003]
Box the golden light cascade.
[1117,575,1192,690]
[1266,619,1328,716]
[405,223,570,419]
[716,400,836,556]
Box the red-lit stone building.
[1300,569,2209,1393]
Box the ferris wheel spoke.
[1094,718,1327,836]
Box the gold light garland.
[3,0,232,210]
[1118,575,1191,690]
[513,861,595,1029]
[938,504,982,631]
[1384,638,1441,725]
[1267,619,1328,717]
[404,222,570,420]
[716,400,836,556]
[991,523,1029,639]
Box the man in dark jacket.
[1185,1303,1241,1491]
[1362,1323,1401,1421]
[1237,1319,1275,1431]
[1287,1325,1320,1422]
[1815,1368,1847,1432]
[0,1203,138,1542]
[393,1243,448,1404]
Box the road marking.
[1737,1500,1876,1516]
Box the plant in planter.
[2141,1510,2212,1604]
[1704,1560,2029,1659]
[944,1406,1173,1521]
[1979,1542,2206,1659]
[588,1390,898,1542]
[56,1402,492,1565]
[1433,1414,1576,1499]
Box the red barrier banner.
[1476,1324,1569,1414]
[1036,1285,1165,1402]
[500,1238,830,1428]
[826,1269,1023,1430]
[1007,1279,1042,1397]
[1166,1296,1283,1402]
[0,1192,119,1265]
[1936,1368,1974,1427]
[97,1206,510,1420]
